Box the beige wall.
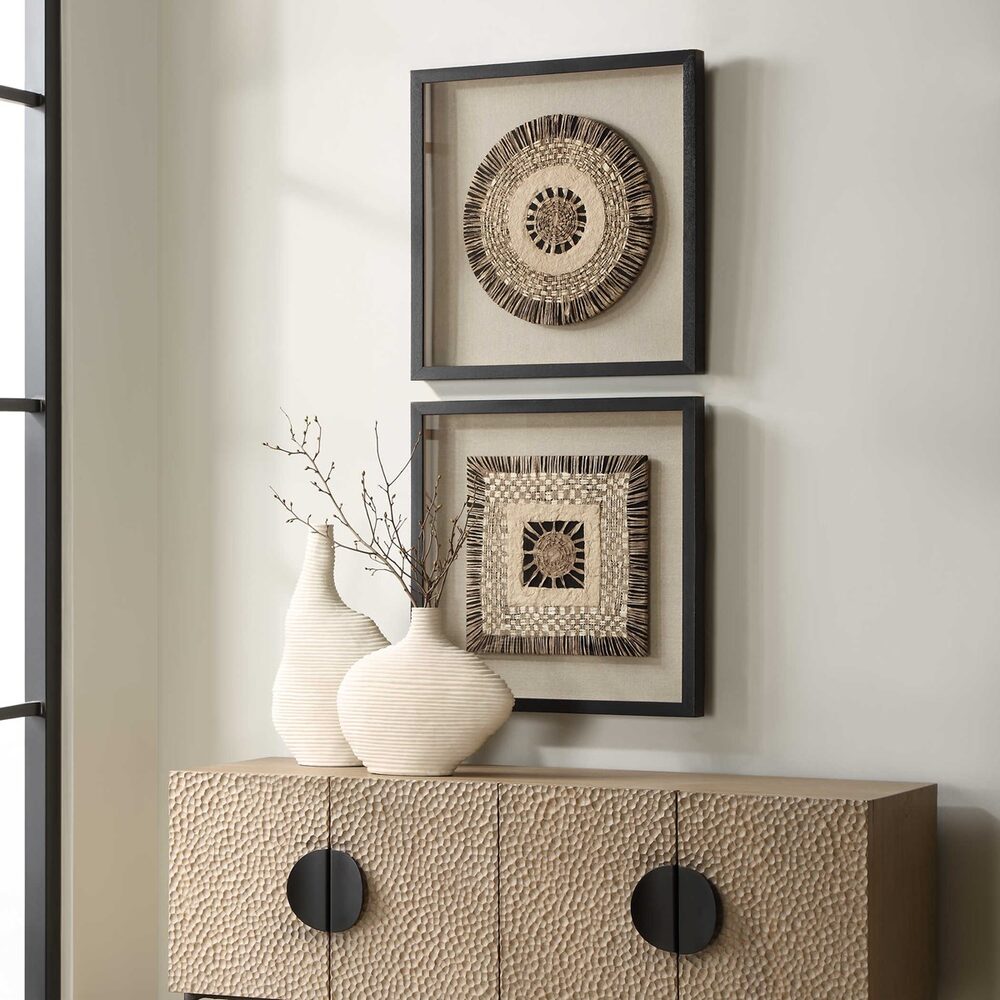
[63,0,160,997]
[64,1,1000,998]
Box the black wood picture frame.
[411,50,706,381]
[410,397,705,717]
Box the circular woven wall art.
[463,114,655,326]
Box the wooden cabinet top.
[179,757,934,803]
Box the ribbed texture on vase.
[273,526,388,766]
[337,607,514,776]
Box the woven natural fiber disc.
[463,114,655,326]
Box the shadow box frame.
[410,397,705,717]
[411,49,706,381]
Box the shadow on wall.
[938,805,999,998]
[705,57,768,379]
[477,402,770,768]
[479,61,777,764]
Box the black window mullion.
[0,84,44,107]
[0,399,45,412]
[22,0,60,997]
[0,702,44,722]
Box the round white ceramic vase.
[273,524,388,766]
[337,606,514,776]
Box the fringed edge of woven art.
[463,114,655,326]
[465,454,650,657]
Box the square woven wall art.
[466,455,650,656]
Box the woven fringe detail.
[465,455,650,658]
[464,114,655,325]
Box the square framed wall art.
[411,50,706,380]
[411,397,705,717]
[466,453,651,659]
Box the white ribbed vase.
[273,525,388,766]
[337,607,514,776]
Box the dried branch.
[264,414,471,608]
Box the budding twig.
[264,413,471,608]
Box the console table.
[168,758,935,999]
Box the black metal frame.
[0,0,61,997]
[410,49,706,381]
[410,397,705,717]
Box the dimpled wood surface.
[677,792,869,1000]
[168,769,329,1000]
[499,782,677,999]
[328,776,498,999]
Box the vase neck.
[298,525,345,606]
[407,606,444,640]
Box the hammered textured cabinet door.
[168,770,330,1000]
[677,792,869,1000]
[499,783,677,999]
[327,776,499,999]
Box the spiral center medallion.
[525,187,587,254]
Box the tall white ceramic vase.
[273,524,388,766]
[337,606,514,776]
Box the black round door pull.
[287,849,364,932]
[631,864,721,955]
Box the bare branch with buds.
[264,411,472,608]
